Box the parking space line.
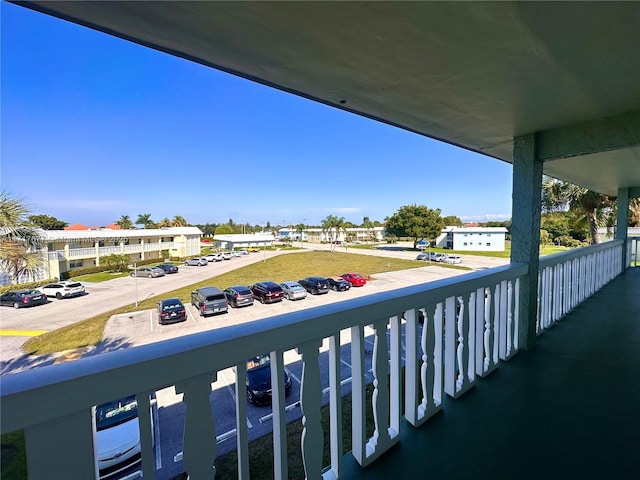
[288,371,302,386]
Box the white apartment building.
[435,226,508,251]
[42,227,202,280]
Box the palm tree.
[157,218,171,228]
[116,215,133,229]
[541,177,613,244]
[321,215,346,252]
[171,215,188,227]
[629,198,640,227]
[135,213,154,229]
[0,191,46,283]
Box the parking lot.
[0,244,508,480]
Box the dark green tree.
[28,214,68,230]
[385,204,444,249]
[442,215,463,227]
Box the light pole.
[134,262,138,306]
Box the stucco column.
[95,241,100,266]
[616,187,629,268]
[510,134,543,350]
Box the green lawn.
[23,251,428,355]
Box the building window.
[487,243,491,247]
[463,242,468,246]
[69,260,83,268]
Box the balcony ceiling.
[18,1,640,197]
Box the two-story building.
[435,226,508,251]
[43,227,202,280]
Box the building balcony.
[1,240,635,479]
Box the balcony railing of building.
[48,242,178,260]
[1,240,628,480]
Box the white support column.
[616,187,629,269]
[511,134,543,350]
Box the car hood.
[247,365,271,390]
[96,418,140,459]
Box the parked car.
[221,252,234,260]
[155,263,179,274]
[95,394,155,480]
[0,289,48,309]
[298,276,330,295]
[249,281,284,304]
[280,281,307,301]
[131,266,165,278]
[340,272,367,287]
[236,249,250,255]
[327,276,351,292]
[444,254,462,264]
[416,253,429,261]
[156,298,187,325]
[191,287,228,316]
[38,281,85,299]
[245,354,292,405]
[224,285,254,308]
[184,257,208,266]
[429,252,447,262]
[204,253,222,262]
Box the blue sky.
[1,3,513,228]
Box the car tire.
[13,302,20,309]
[130,273,135,277]
[148,274,153,278]
[246,389,254,404]
[56,292,62,300]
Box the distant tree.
[361,216,375,244]
[442,215,463,227]
[171,216,188,227]
[541,212,571,243]
[295,223,305,247]
[135,213,156,229]
[116,215,134,229]
[0,191,46,283]
[28,214,68,230]
[321,215,347,252]
[539,229,552,254]
[628,198,640,227]
[157,217,171,228]
[214,225,234,235]
[542,177,614,244]
[385,204,444,249]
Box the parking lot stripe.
[0,329,48,337]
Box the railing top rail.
[539,239,624,269]
[0,262,527,433]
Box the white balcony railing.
[1,241,628,480]
[537,239,625,333]
[629,237,639,267]
[66,247,96,258]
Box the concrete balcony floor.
[342,267,640,480]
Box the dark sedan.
[327,276,351,292]
[155,263,179,274]
[298,276,330,295]
[156,298,187,325]
[224,285,254,308]
[245,354,292,405]
[0,289,48,309]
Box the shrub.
[556,235,585,248]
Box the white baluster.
[350,324,366,465]
[455,293,475,397]
[325,334,343,479]
[270,351,288,480]
[136,392,156,480]
[233,362,250,480]
[368,317,391,451]
[404,308,421,426]
[297,339,324,480]
[175,373,217,480]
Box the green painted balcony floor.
[342,267,640,480]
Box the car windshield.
[95,396,138,431]
[247,354,270,371]
[162,301,183,311]
[21,290,38,296]
[66,283,81,287]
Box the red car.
[340,272,367,287]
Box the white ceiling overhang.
[15,1,640,196]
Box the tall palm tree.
[321,215,346,252]
[629,198,640,227]
[541,177,613,244]
[171,215,188,227]
[157,218,171,228]
[135,213,154,229]
[116,215,133,229]
[0,191,46,283]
